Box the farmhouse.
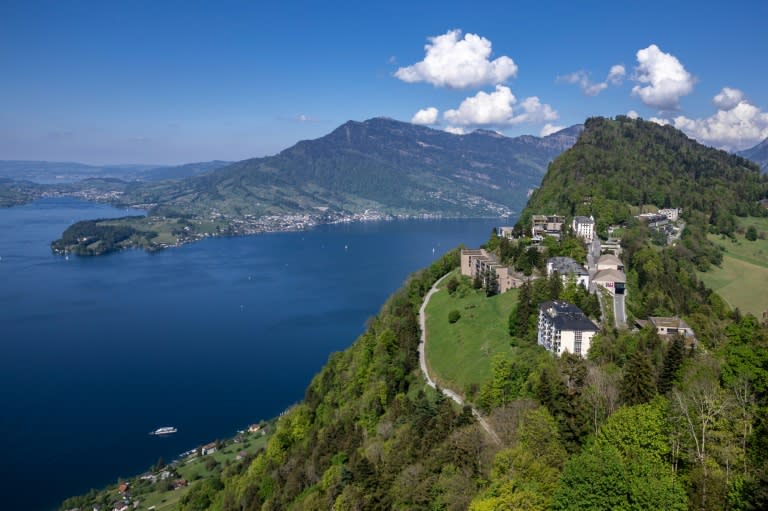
[537,301,598,357]
[546,256,589,288]
[572,215,595,242]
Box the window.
[574,330,582,354]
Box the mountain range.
[738,137,768,173]
[117,118,583,219]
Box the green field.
[424,271,519,396]
[699,217,768,317]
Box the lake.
[0,198,507,510]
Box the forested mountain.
[739,137,768,173]
[520,116,766,235]
[120,118,582,218]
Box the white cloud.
[443,85,558,128]
[394,29,518,89]
[631,44,694,110]
[444,126,466,135]
[558,64,625,96]
[672,88,768,150]
[649,117,670,126]
[411,107,439,125]
[540,124,565,136]
[608,65,626,85]
[627,110,640,119]
[712,87,743,111]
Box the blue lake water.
[0,198,506,510]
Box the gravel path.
[418,274,501,444]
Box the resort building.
[537,301,598,357]
[636,212,669,228]
[460,248,521,293]
[546,256,589,288]
[531,214,565,240]
[572,215,596,242]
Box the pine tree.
[658,337,685,394]
[620,350,657,405]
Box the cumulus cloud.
[631,44,694,110]
[558,64,625,96]
[649,117,670,126]
[712,87,744,110]
[443,85,558,127]
[608,65,626,85]
[444,126,466,135]
[395,29,518,89]
[672,87,768,150]
[411,107,439,125]
[540,124,565,136]
[627,110,640,119]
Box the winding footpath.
[418,274,501,445]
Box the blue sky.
[1,0,767,164]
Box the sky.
[1,0,767,165]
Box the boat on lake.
[149,426,177,435]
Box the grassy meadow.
[424,270,518,396]
[699,216,768,317]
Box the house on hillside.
[572,215,595,242]
[537,301,598,357]
[498,226,516,239]
[636,316,696,342]
[636,212,669,228]
[658,208,682,221]
[532,214,565,240]
[201,442,217,456]
[546,256,589,288]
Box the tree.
[746,225,757,241]
[446,276,459,295]
[448,310,461,324]
[658,336,685,394]
[620,350,657,405]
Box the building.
[537,301,598,357]
[498,226,516,239]
[532,214,565,239]
[658,208,682,222]
[592,268,626,295]
[546,256,589,288]
[596,254,624,272]
[572,215,595,242]
[201,442,217,456]
[637,317,696,341]
[248,423,263,434]
[636,213,669,228]
[460,248,521,293]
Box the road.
[418,274,501,444]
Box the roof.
[547,256,588,276]
[650,316,691,330]
[573,216,594,224]
[593,268,626,283]
[597,254,623,266]
[202,442,217,449]
[539,301,598,332]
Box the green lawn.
[699,217,768,317]
[424,270,519,396]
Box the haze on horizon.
[1,0,767,165]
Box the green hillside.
[61,119,768,510]
[521,116,765,235]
